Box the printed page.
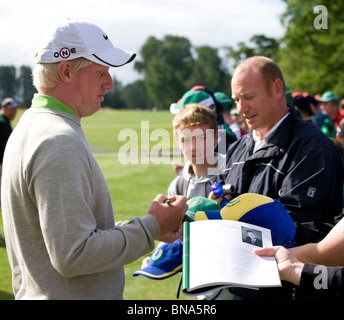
[188,220,281,292]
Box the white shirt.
[252,113,290,153]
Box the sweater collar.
[31,94,79,118]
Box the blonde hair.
[172,103,218,131]
[32,58,92,90]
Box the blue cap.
[1,97,18,108]
[133,240,183,280]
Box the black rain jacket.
[224,108,344,246]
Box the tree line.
[0,34,282,110]
[1,0,343,110]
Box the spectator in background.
[293,94,313,122]
[337,118,344,141]
[214,91,246,140]
[293,93,336,138]
[0,97,18,207]
[319,91,344,129]
[230,108,249,132]
[0,97,18,164]
[307,93,337,138]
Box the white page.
[188,220,281,291]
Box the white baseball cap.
[34,20,136,67]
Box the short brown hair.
[172,103,218,131]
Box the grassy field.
[0,108,191,300]
[81,109,177,152]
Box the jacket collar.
[266,107,297,146]
[246,107,297,153]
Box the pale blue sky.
[0,0,286,84]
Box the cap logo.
[103,34,108,40]
[187,197,203,208]
[224,195,241,208]
[151,248,164,261]
[53,47,76,59]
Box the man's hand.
[208,189,233,206]
[147,194,188,243]
[254,246,304,286]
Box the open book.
[182,219,281,296]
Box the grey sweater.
[1,94,160,299]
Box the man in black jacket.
[0,97,18,208]
[0,97,17,164]
[212,56,344,299]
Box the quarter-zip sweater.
[1,94,160,299]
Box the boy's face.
[176,125,218,165]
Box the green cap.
[214,92,235,111]
[185,196,221,221]
[170,90,215,114]
[318,91,340,103]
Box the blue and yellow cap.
[133,240,183,280]
[194,193,296,247]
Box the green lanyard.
[31,94,79,117]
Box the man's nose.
[104,73,114,90]
[236,99,249,115]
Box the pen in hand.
[165,197,193,221]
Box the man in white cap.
[1,20,187,300]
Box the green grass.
[0,109,191,300]
[81,109,177,152]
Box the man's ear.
[58,61,73,84]
[272,78,284,99]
